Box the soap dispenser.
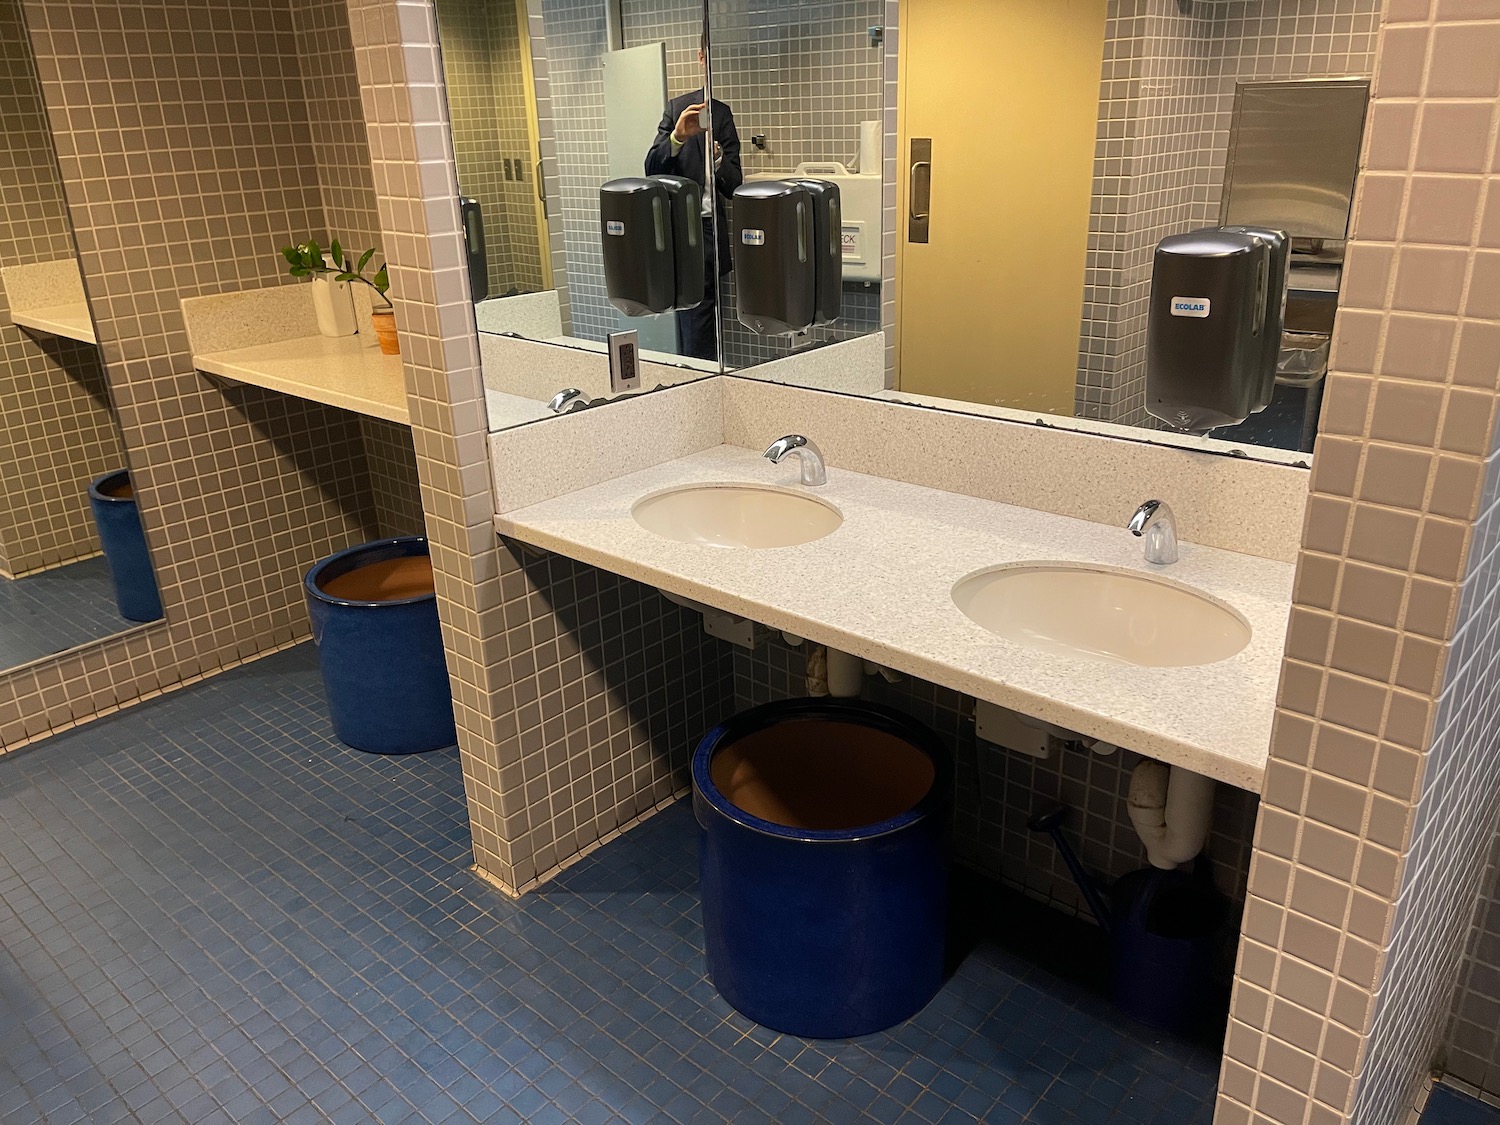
[600,177,676,316]
[732,178,843,335]
[598,175,705,316]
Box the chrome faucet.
[1128,500,1179,565]
[763,434,827,486]
[548,388,591,414]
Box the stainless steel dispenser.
[733,179,842,335]
[599,175,704,316]
[1222,225,1290,414]
[1145,227,1286,434]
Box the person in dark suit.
[644,34,742,362]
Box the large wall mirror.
[0,0,165,674]
[441,0,1376,460]
[433,0,725,431]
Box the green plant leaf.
[289,266,311,277]
[330,238,343,269]
[280,245,300,266]
[305,239,322,267]
[333,272,356,283]
[372,264,389,294]
[357,247,375,273]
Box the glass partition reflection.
[702,0,1378,462]
[0,0,164,673]
[433,0,723,432]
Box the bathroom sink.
[952,564,1251,667]
[632,484,842,548]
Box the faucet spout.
[1127,499,1179,565]
[548,388,591,414]
[763,434,828,486]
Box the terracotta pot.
[371,308,400,355]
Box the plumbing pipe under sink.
[805,643,897,697]
[1127,761,1216,870]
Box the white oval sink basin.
[632,484,842,548]
[952,564,1251,667]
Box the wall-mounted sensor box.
[973,700,1051,760]
[599,175,705,317]
[732,178,842,336]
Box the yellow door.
[896,0,1107,415]
[515,0,553,290]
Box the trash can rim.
[692,697,947,844]
[87,469,133,503]
[306,535,436,609]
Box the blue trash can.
[87,469,164,623]
[693,698,948,1039]
[304,536,457,755]
[1110,866,1226,1034]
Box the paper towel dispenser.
[599,175,704,317]
[733,179,843,335]
[1145,226,1288,434]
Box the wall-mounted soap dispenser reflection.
[599,175,704,316]
[1144,226,1288,434]
[733,179,843,335]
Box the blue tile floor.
[0,644,1222,1124]
[0,555,138,670]
[1425,1085,1500,1125]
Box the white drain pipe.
[826,648,866,698]
[1128,760,1215,870]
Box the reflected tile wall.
[433,0,547,297]
[0,0,124,578]
[1077,0,1383,428]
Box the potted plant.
[281,238,399,355]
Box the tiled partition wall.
[0,0,123,578]
[0,0,418,752]
[1216,3,1500,1123]
[347,0,736,895]
[1076,0,1384,426]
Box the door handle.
[909,162,931,219]
[908,138,932,244]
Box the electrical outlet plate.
[974,699,1051,759]
[608,329,641,393]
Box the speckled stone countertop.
[495,445,1295,792]
[195,335,408,424]
[11,302,96,344]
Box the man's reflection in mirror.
[645,27,742,361]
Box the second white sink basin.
[632,484,842,548]
[952,563,1251,667]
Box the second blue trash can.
[87,469,164,623]
[693,698,948,1039]
[305,536,457,755]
